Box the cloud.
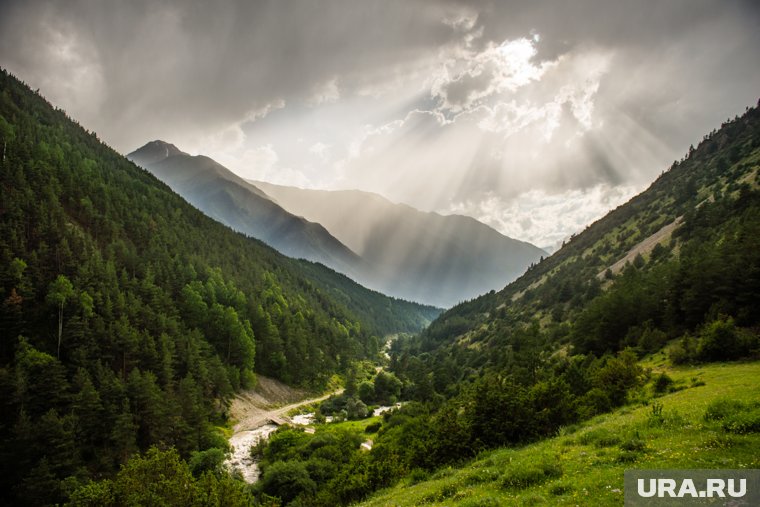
[431,37,553,113]
[224,144,310,188]
[1,0,758,248]
[308,78,340,106]
[450,184,639,252]
[338,42,631,212]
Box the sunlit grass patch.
[359,361,760,507]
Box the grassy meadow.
[358,360,760,507]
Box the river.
[227,424,279,482]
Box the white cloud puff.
[450,184,640,252]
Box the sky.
[1,0,759,251]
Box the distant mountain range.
[128,141,361,275]
[129,141,546,307]
[254,181,547,308]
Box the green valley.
[1,28,759,507]
[242,104,760,506]
[0,69,437,506]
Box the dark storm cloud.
[1,0,758,154]
[0,0,463,149]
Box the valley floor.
[358,359,760,507]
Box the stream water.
[226,424,278,483]
[227,404,400,482]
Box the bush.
[722,407,760,434]
[500,461,562,490]
[345,398,369,420]
[578,428,620,447]
[616,450,640,463]
[406,468,429,485]
[464,468,500,485]
[420,483,458,504]
[188,447,226,478]
[638,326,668,354]
[357,381,375,404]
[500,468,546,490]
[460,496,501,507]
[703,399,746,422]
[549,483,573,496]
[258,461,316,505]
[669,335,698,365]
[696,317,754,361]
[653,372,674,394]
[620,436,647,452]
[592,350,643,406]
[578,388,612,418]
[647,401,665,427]
[364,421,382,434]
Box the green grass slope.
[360,360,760,507]
[420,103,760,352]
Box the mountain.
[392,101,760,394]
[252,182,547,308]
[0,69,439,505]
[128,141,361,276]
[238,104,760,507]
[129,143,545,308]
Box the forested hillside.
[398,101,760,388]
[242,104,760,506]
[128,141,364,279]
[0,69,437,505]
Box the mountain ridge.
[1,67,444,504]
[128,141,363,277]
[253,180,547,307]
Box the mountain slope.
[128,141,361,275]
[239,103,760,507]
[254,182,546,307]
[0,68,438,504]
[360,360,760,507]
[394,101,760,392]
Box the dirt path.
[230,376,341,432]
[598,216,682,278]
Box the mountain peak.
[128,140,185,166]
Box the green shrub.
[188,447,226,478]
[702,432,739,449]
[500,461,562,490]
[722,407,760,434]
[620,435,647,452]
[617,450,640,463]
[522,494,547,505]
[258,461,316,505]
[460,496,501,507]
[406,468,429,485]
[696,317,754,361]
[500,468,545,490]
[638,326,669,354]
[653,372,674,394]
[578,428,620,447]
[703,399,745,422]
[647,401,664,426]
[420,483,458,503]
[464,468,500,485]
[669,335,698,365]
[549,483,572,495]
